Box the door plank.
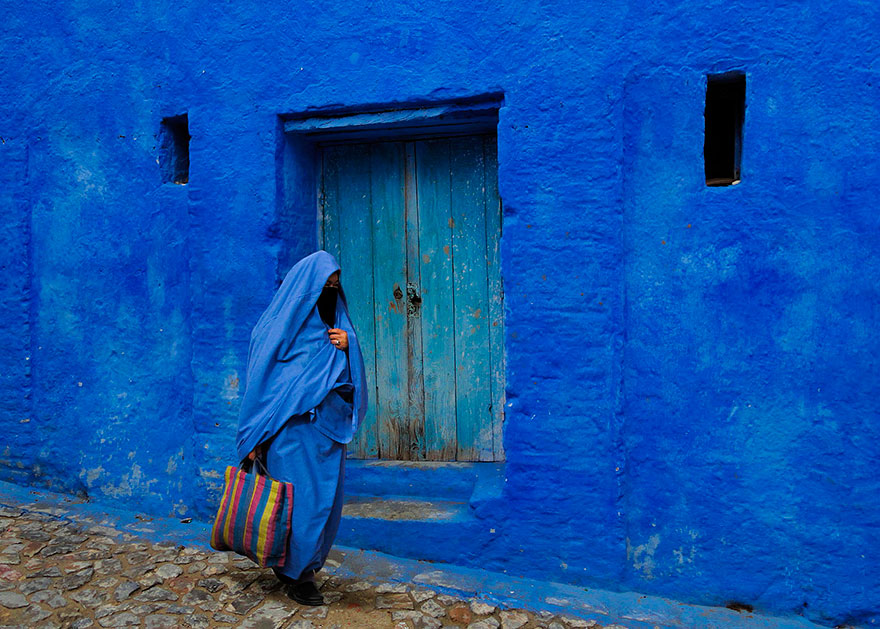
[327,144,379,458]
[321,147,343,264]
[450,136,494,461]
[404,142,426,460]
[370,142,411,460]
[484,138,505,461]
[415,139,458,461]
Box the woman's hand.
[328,328,348,351]
[247,445,263,461]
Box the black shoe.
[287,580,324,606]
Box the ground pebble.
[238,600,296,627]
[421,598,446,617]
[0,553,21,566]
[416,615,443,629]
[114,581,140,601]
[202,564,227,576]
[94,605,124,620]
[377,593,415,609]
[155,564,183,580]
[323,590,343,604]
[436,594,460,606]
[560,615,597,627]
[183,616,211,629]
[376,582,409,593]
[301,605,329,619]
[500,610,529,629]
[96,558,123,575]
[448,603,473,624]
[24,606,53,623]
[0,590,28,608]
[20,577,54,595]
[98,611,139,627]
[30,588,69,608]
[197,578,224,592]
[226,591,262,615]
[471,600,497,615]
[71,588,109,606]
[411,588,436,603]
[93,576,120,590]
[143,614,178,629]
[137,587,178,602]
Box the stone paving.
[0,504,617,629]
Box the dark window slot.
[159,114,190,184]
[704,73,745,186]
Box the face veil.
[317,286,338,327]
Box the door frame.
[277,96,506,462]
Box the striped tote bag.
[210,461,294,567]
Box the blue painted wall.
[1,1,878,625]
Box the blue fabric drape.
[235,251,368,462]
[265,416,346,579]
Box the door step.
[342,495,469,522]
[345,460,504,503]
[338,460,506,564]
[338,494,488,565]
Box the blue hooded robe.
[235,250,368,579]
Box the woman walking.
[235,251,368,605]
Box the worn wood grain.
[369,142,410,459]
[323,144,379,458]
[450,136,493,461]
[416,139,458,461]
[321,146,343,265]
[484,138,505,461]
[403,142,426,460]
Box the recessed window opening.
[159,114,190,184]
[704,73,745,186]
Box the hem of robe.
[265,414,346,581]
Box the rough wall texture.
[0,132,33,486]
[1,1,878,625]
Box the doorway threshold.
[345,459,504,504]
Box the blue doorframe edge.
[281,95,504,143]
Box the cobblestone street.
[0,483,822,629]
[0,502,609,629]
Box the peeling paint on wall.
[221,371,240,401]
[627,535,660,579]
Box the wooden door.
[320,135,503,462]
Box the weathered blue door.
[320,135,503,461]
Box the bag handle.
[253,455,270,477]
[240,452,274,479]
